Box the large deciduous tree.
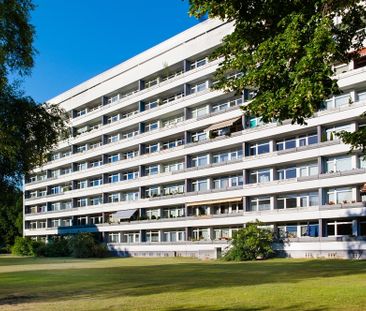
[0,0,67,250]
[189,0,366,152]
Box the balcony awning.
[205,117,242,132]
[111,209,137,220]
[186,197,243,207]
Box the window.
[89,141,102,150]
[192,179,208,192]
[146,143,159,153]
[327,221,353,236]
[108,134,119,143]
[108,173,120,183]
[249,197,271,211]
[77,180,87,189]
[76,109,87,117]
[327,187,353,204]
[298,163,318,177]
[277,134,318,150]
[108,193,120,203]
[359,156,366,169]
[146,165,159,176]
[121,192,139,201]
[107,94,119,104]
[123,171,138,180]
[146,187,160,198]
[90,196,102,206]
[146,231,159,243]
[123,150,138,159]
[109,233,120,243]
[326,124,352,141]
[90,178,102,187]
[248,116,263,128]
[145,121,159,132]
[77,162,87,171]
[277,167,296,180]
[250,169,271,183]
[213,149,243,163]
[90,159,102,168]
[190,57,207,70]
[212,97,243,113]
[77,144,87,153]
[192,154,208,167]
[108,154,120,163]
[191,105,208,118]
[145,100,159,110]
[122,130,138,139]
[162,138,184,150]
[250,142,270,156]
[162,115,184,128]
[163,162,184,173]
[300,223,319,237]
[77,198,87,207]
[326,156,352,173]
[107,114,119,123]
[163,184,184,196]
[51,186,61,195]
[191,131,207,143]
[162,92,184,104]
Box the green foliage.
[11,233,109,258]
[44,237,71,257]
[11,236,43,256]
[0,185,22,253]
[0,0,35,89]
[224,221,274,261]
[189,0,366,153]
[68,233,109,258]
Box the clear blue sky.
[23,0,201,102]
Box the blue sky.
[23,0,201,102]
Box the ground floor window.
[327,221,353,236]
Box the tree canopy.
[189,0,366,152]
[0,0,68,251]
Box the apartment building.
[23,19,366,259]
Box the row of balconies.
[25,113,362,187]
[24,120,364,198]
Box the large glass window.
[163,162,184,173]
[250,169,271,183]
[146,165,159,176]
[327,187,353,204]
[191,131,207,143]
[277,167,297,180]
[326,156,352,173]
[192,179,208,192]
[250,142,270,156]
[108,154,120,163]
[190,81,207,94]
[191,105,208,118]
[249,197,271,211]
[192,154,209,167]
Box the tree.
[0,0,68,250]
[189,0,366,152]
[0,185,22,252]
[224,221,274,261]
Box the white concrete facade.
[23,19,366,259]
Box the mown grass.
[0,255,366,310]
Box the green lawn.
[0,256,366,311]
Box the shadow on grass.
[0,259,365,307]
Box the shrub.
[224,220,274,261]
[11,237,45,256]
[45,237,71,257]
[68,233,109,258]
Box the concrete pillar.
[183,59,190,72]
[183,107,189,120]
[318,188,324,206]
[318,219,324,237]
[138,79,145,91]
[318,156,323,174]
[317,125,323,143]
[243,169,248,185]
[185,155,191,169]
[139,122,145,134]
[352,219,359,236]
[183,83,190,96]
[138,101,145,112]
